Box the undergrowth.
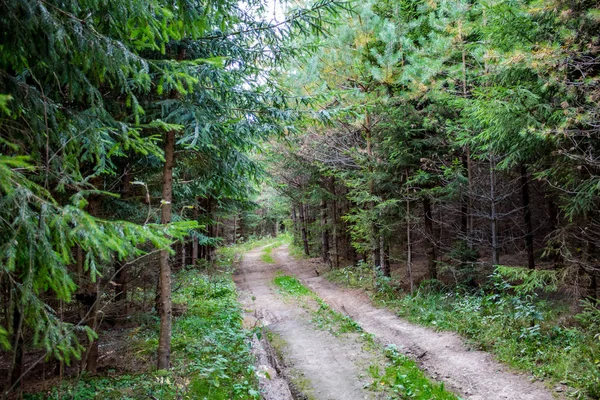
[28,270,259,400]
[327,264,600,399]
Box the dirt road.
[235,244,559,400]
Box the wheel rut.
[234,245,379,400]
[269,245,561,400]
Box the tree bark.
[380,234,390,277]
[406,199,414,293]
[9,304,24,388]
[191,202,199,266]
[320,199,330,264]
[330,178,340,269]
[298,202,310,256]
[291,205,298,241]
[423,197,437,279]
[490,155,500,266]
[520,165,535,269]
[114,261,127,302]
[83,176,102,374]
[157,130,175,370]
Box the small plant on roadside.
[327,260,373,289]
[367,345,459,400]
[273,273,311,296]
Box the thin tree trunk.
[181,240,187,268]
[380,234,390,277]
[83,178,102,374]
[157,130,175,370]
[320,199,330,264]
[490,155,500,266]
[423,197,437,279]
[85,281,100,374]
[232,213,237,244]
[331,179,340,269]
[298,202,310,256]
[114,261,127,302]
[520,165,535,269]
[207,197,215,261]
[292,204,300,243]
[467,146,474,248]
[461,154,469,240]
[191,202,199,266]
[406,199,414,293]
[9,305,24,388]
[238,212,245,243]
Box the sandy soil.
[270,245,561,400]
[235,245,383,400]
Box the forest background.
[1,0,600,398]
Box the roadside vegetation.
[328,265,600,399]
[26,265,259,400]
[273,273,459,399]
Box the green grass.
[260,240,283,264]
[392,290,600,398]
[273,273,311,296]
[27,270,260,400]
[216,235,286,269]
[326,264,600,399]
[272,273,458,399]
[273,273,361,335]
[367,345,459,400]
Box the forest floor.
[235,244,561,400]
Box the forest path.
[266,244,560,400]
[234,245,382,400]
[235,244,560,400]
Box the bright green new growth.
[273,274,312,296]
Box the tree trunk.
[206,197,215,261]
[520,165,535,269]
[490,155,500,266]
[406,199,414,293]
[9,304,24,389]
[330,179,340,269]
[114,261,127,302]
[380,234,390,277]
[83,177,102,374]
[291,206,298,244]
[320,199,330,264]
[181,240,187,268]
[298,202,310,256]
[157,130,175,370]
[191,203,199,266]
[423,197,437,279]
[85,280,100,374]
[461,154,469,240]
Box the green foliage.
[26,269,259,400]
[310,298,363,336]
[494,266,561,294]
[216,235,288,270]
[273,273,312,297]
[389,285,600,398]
[327,263,600,397]
[327,261,375,289]
[260,241,283,264]
[367,344,459,400]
